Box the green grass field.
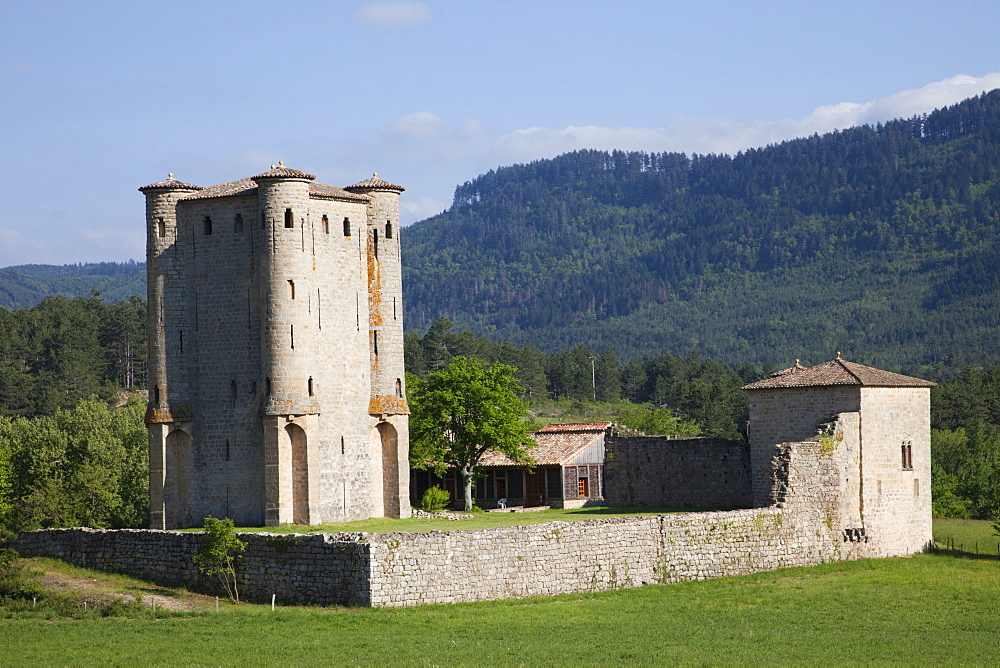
[1,520,997,664]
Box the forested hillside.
[402,91,1000,377]
[0,262,145,310]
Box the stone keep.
[743,356,934,555]
[140,164,410,528]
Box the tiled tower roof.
[742,356,936,390]
[251,161,316,181]
[344,173,405,192]
[138,174,203,192]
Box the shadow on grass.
[927,545,1000,562]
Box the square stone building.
[743,355,935,554]
[140,164,410,528]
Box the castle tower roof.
[742,356,936,390]
[344,173,405,192]
[251,161,316,181]
[138,174,203,192]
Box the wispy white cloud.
[401,196,447,222]
[355,0,430,27]
[392,111,445,139]
[0,60,33,75]
[490,72,1000,160]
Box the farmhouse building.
[140,164,410,529]
[411,422,611,509]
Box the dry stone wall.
[9,439,910,608]
[604,437,751,509]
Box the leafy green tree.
[193,517,246,603]
[409,357,534,511]
[616,403,701,437]
[0,397,148,531]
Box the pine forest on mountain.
[2,92,1000,526]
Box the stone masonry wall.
[603,437,751,509]
[10,439,905,607]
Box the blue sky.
[1,0,999,266]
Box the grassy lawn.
[933,518,999,556]
[226,506,711,535]
[3,550,999,664]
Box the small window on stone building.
[234,214,244,233]
[230,380,237,400]
[226,439,231,462]
[157,218,166,238]
[372,330,378,357]
[901,439,913,470]
[288,280,295,300]
[308,377,314,396]
[395,378,402,397]
[153,385,160,405]
[265,377,271,395]
[385,221,393,239]
[341,435,345,455]
[284,208,294,228]
[373,229,379,259]
[203,216,213,235]
[320,215,328,234]
[343,217,351,236]
[578,477,589,497]
[290,325,295,349]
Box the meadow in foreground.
[2,520,998,665]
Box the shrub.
[421,485,450,513]
[193,517,246,603]
[0,548,43,600]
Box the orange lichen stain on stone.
[369,395,410,415]
[367,229,383,329]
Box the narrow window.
[322,215,329,234]
[395,378,402,397]
[341,435,345,455]
[308,377,314,396]
[284,208,293,228]
[180,331,184,354]
[265,377,271,395]
[230,380,237,400]
[288,280,295,300]
[393,296,396,320]
[385,221,393,239]
[343,217,351,236]
[372,330,378,356]
[901,440,913,470]
[153,385,160,405]
[234,213,244,233]
[226,439,231,462]
[203,216,213,235]
[157,218,166,238]
[290,324,295,349]
[373,229,379,259]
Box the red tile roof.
[180,178,370,203]
[742,357,936,390]
[479,422,609,467]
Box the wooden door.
[525,470,546,507]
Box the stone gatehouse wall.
[604,437,752,509]
[9,439,919,607]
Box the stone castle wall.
[10,438,916,607]
[603,437,752,509]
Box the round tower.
[345,174,410,519]
[139,174,203,529]
[252,163,321,525]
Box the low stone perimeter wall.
[8,441,912,607]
